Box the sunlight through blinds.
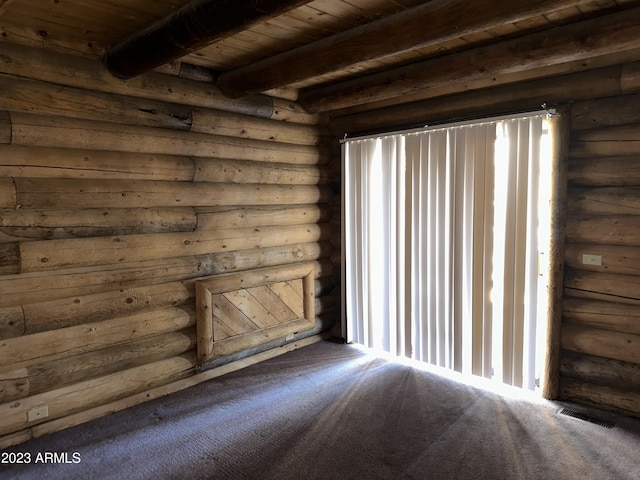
[344,113,548,390]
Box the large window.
[343,113,553,391]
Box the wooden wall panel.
[0,43,337,444]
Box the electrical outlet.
[27,406,49,422]
[582,253,602,266]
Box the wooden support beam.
[300,7,640,113]
[104,0,314,79]
[217,0,589,98]
[542,108,570,400]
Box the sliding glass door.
[343,113,552,391]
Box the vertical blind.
[344,114,547,389]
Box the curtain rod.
[340,106,555,144]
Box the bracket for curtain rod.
[542,103,557,118]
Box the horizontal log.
[0,145,329,184]
[0,329,196,404]
[571,93,640,131]
[568,156,640,186]
[0,242,19,275]
[299,8,640,112]
[0,307,195,371]
[564,243,640,276]
[195,205,330,230]
[563,297,640,335]
[0,354,196,436]
[271,98,325,126]
[0,110,10,144]
[193,158,331,185]
[0,145,195,181]
[0,42,278,120]
[560,350,640,390]
[22,282,192,334]
[565,215,640,245]
[561,323,640,364]
[0,368,28,405]
[330,64,633,137]
[0,73,193,131]
[19,223,331,272]
[0,177,15,208]
[218,0,588,97]
[564,269,640,304]
[0,207,197,241]
[622,61,640,92]
[0,42,323,125]
[26,329,196,398]
[0,306,24,339]
[0,241,332,307]
[567,187,640,215]
[0,74,324,145]
[14,178,332,209]
[560,377,640,417]
[8,112,325,165]
[190,108,326,146]
[210,243,333,279]
[570,125,640,158]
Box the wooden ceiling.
[1,0,639,114]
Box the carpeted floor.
[2,340,640,480]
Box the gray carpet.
[2,340,639,480]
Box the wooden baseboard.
[0,333,331,449]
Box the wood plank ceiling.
[0,0,639,115]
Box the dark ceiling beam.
[217,0,591,98]
[298,7,640,113]
[104,0,314,79]
[0,0,16,17]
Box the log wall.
[0,43,338,445]
[559,92,640,416]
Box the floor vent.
[558,408,615,429]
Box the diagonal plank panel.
[212,294,260,336]
[246,283,299,323]
[196,263,315,364]
[269,280,304,317]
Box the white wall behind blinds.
[344,114,548,389]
